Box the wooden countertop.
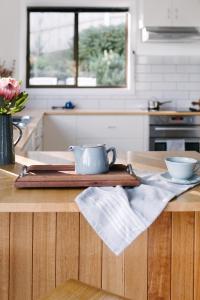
[1,151,200,212]
[44,109,200,116]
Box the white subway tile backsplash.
[98,99,125,109]
[177,65,200,73]
[163,56,189,65]
[177,82,200,91]
[136,73,163,82]
[27,55,200,111]
[135,90,163,99]
[124,99,147,109]
[189,74,200,82]
[163,74,189,82]
[27,99,48,109]
[135,65,151,73]
[135,82,152,91]
[136,55,163,65]
[189,56,200,64]
[176,99,193,109]
[152,82,177,91]
[162,91,189,100]
[151,65,176,73]
[189,91,200,100]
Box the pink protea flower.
[0,78,21,101]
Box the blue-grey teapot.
[68,144,116,174]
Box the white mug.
[165,157,200,180]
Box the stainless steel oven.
[149,115,200,151]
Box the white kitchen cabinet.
[43,114,148,152]
[143,0,200,27]
[174,0,200,26]
[43,115,76,150]
[143,0,171,27]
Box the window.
[27,7,129,88]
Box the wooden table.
[0,151,200,300]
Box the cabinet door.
[76,116,144,139]
[43,115,76,150]
[173,0,200,26]
[76,115,146,152]
[143,0,172,27]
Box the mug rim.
[165,156,198,164]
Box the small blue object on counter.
[51,101,76,110]
[64,101,75,109]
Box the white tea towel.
[166,139,185,151]
[75,171,196,255]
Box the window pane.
[78,12,127,87]
[29,12,75,86]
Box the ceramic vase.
[0,114,22,165]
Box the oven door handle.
[155,127,200,131]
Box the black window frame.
[26,7,129,88]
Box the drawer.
[76,116,144,139]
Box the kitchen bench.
[0,151,200,300]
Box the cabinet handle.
[107,126,117,129]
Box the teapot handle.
[106,147,116,167]
[13,123,23,146]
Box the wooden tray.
[15,164,140,188]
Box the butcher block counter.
[0,151,200,300]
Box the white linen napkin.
[75,171,197,255]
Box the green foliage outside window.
[30,24,126,86]
[79,24,126,86]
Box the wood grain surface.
[56,213,79,285]
[40,279,129,300]
[0,214,9,300]
[148,212,171,300]
[124,231,147,300]
[79,215,102,288]
[0,211,199,300]
[9,213,33,300]
[171,212,194,300]
[32,213,56,300]
[194,212,200,300]
[102,245,124,297]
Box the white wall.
[0,0,21,76]
[1,0,200,110]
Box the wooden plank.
[124,231,147,300]
[171,212,194,300]
[33,213,56,300]
[0,213,9,300]
[40,279,129,300]
[148,212,171,300]
[79,215,102,288]
[9,213,33,300]
[56,213,79,285]
[102,244,124,297]
[194,212,200,300]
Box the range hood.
[142,27,200,43]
